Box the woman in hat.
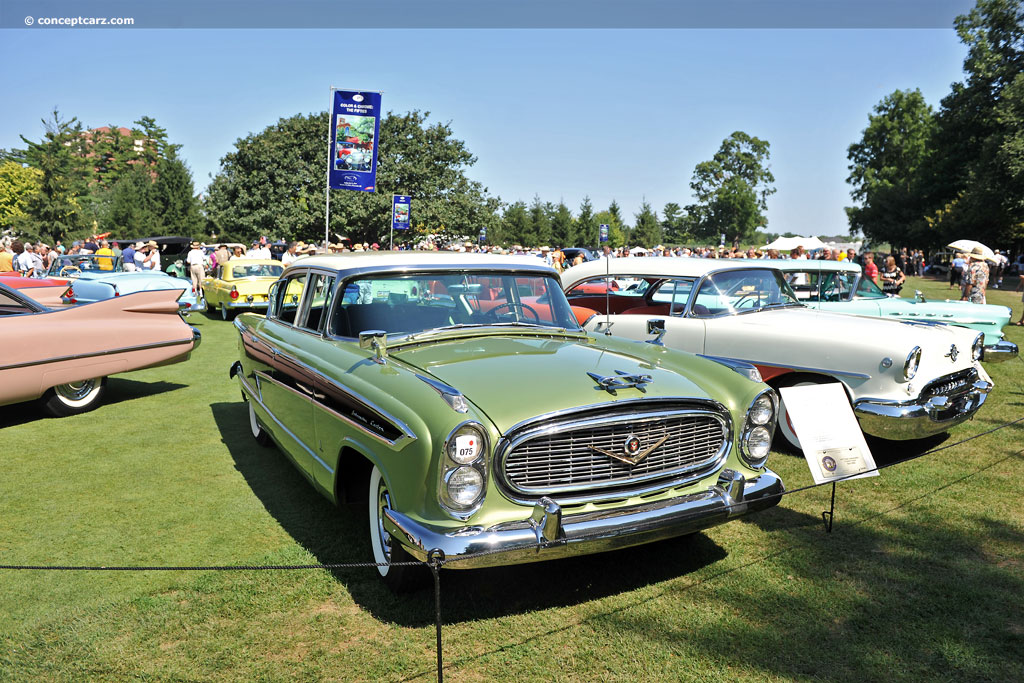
[960,247,989,304]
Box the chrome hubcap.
[55,379,97,401]
[377,486,393,563]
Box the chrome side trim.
[237,373,335,476]
[252,340,416,445]
[383,469,784,569]
[0,335,197,372]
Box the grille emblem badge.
[591,434,669,466]
[945,344,959,362]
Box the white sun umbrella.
[947,239,996,261]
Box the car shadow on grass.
[210,400,732,626]
[0,378,187,429]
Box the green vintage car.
[768,259,1017,361]
[230,253,784,590]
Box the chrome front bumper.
[225,300,269,310]
[853,379,993,440]
[383,468,784,569]
[982,340,1018,363]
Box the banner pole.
[325,87,334,252]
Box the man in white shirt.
[15,243,38,277]
[281,241,301,266]
[186,241,206,293]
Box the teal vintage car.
[767,259,1017,362]
[230,253,784,590]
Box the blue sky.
[1,28,967,237]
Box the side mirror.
[646,318,666,346]
[915,290,926,303]
[359,330,388,364]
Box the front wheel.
[42,377,107,417]
[369,465,426,592]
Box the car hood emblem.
[945,344,959,362]
[591,434,669,466]
[588,370,653,394]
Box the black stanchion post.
[427,549,445,683]
[822,482,836,533]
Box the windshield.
[691,268,801,317]
[231,263,283,279]
[331,272,581,337]
[854,274,888,299]
[48,254,123,275]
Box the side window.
[649,278,695,313]
[298,273,336,333]
[273,272,308,325]
[266,281,282,318]
[0,290,34,316]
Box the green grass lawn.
[2,273,1022,681]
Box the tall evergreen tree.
[576,196,597,247]
[632,200,662,248]
[550,200,574,246]
[152,151,203,236]
[14,109,90,244]
[501,201,530,246]
[529,195,551,246]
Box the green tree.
[926,0,1024,245]
[661,202,687,244]
[205,110,498,246]
[845,89,937,246]
[549,200,574,246]
[152,151,203,236]
[689,131,776,247]
[632,200,662,247]
[14,109,91,244]
[102,165,160,238]
[0,161,42,231]
[528,195,551,247]
[501,201,530,246]
[576,196,597,247]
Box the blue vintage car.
[767,259,1016,361]
[47,254,205,314]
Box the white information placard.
[779,383,878,485]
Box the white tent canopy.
[764,236,827,252]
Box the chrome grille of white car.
[499,406,729,503]
[923,368,978,398]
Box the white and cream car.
[562,258,994,449]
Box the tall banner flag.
[392,195,411,231]
[599,224,609,242]
[328,89,382,192]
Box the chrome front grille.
[498,405,730,504]
[923,368,978,398]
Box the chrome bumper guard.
[180,299,207,314]
[982,340,1018,363]
[853,379,992,440]
[225,301,269,310]
[383,468,784,569]
[190,326,202,350]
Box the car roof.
[562,256,766,282]
[755,258,862,273]
[288,252,557,276]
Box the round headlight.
[446,424,486,464]
[446,466,484,507]
[749,394,774,425]
[744,426,772,463]
[972,333,984,361]
[903,346,922,381]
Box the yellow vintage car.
[202,259,284,320]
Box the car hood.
[391,334,722,434]
[869,296,1011,324]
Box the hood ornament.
[588,370,653,394]
[945,344,959,362]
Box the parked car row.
[3,251,1014,593]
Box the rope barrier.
[2,412,1021,682]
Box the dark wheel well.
[335,446,374,506]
